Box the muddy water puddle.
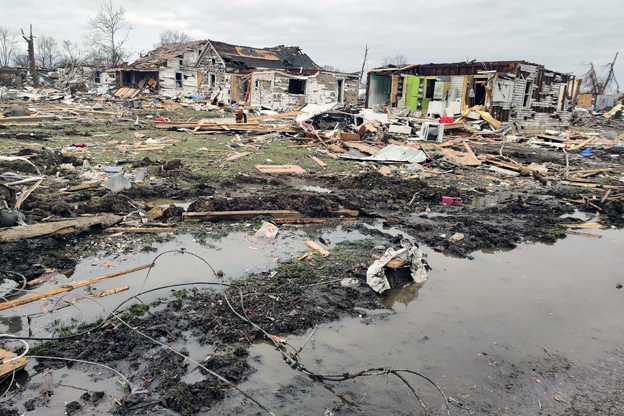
[3,224,624,415]
[0,223,373,339]
[219,229,624,415]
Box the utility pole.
[601,52,619,94]
[21,25,39,88]
[359,43,369,85]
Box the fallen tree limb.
[0,215,122,242]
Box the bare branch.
[382,54,409,67]
[154,30,192,48]
[0,26,18,67]
[84,0,132,66]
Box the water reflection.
[382,282,425,308]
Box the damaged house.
[117,40,359,109]
[366,61,580,131]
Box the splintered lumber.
[440,147,480,166]
[310,156,327,168]
[255,164,305,173]
[0,215,122,242]
[348,142,380,155]
[134,146,165,151]
[56,286,130,308]
[317,149,338,159]
[0,349,27,377]
[601,189,612,203]
[304,240,331,256]
[388,139,420,149]
[66,182,100,192]
[226,151,252,161]
[482,158,520,171]
[0,264,153,311]
[463,141,478,161]
[273,218,356,224]
[561,223,605,230]
[571,137,594,150]
[103,227,175,233]
[183,210,306,222]
[247,111,302,121]
[385,258,408,268]
[477,111,501,130]
[340,132,361,141]
[329,144,347,153]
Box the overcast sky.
[2,0,622,90]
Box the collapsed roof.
[208,40,320,71]
[128,41,208,70]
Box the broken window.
[211,58,216,65]
[210,74,216,86]
[523,81,532,107]
[337,79,344,103]
[176,72,183,88]
[179,59,183,66]
[288,79,306,95]
[94,74,101,84]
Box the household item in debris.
[255,221,278,238]
[441,196,462,206]
[366,240,428,293]
[421,122,444,142]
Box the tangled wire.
[0,250,450,416]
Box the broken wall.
[197,42,231,104]
[505,64,573,132]
[250,71,358,111]
[158,47,204,97]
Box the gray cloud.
[2,0,622,89]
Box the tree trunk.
[22,25,39,88]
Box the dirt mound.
[188,192,340,217]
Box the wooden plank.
[601,189,612,203]
[0,115,58,122]
[226,151,252,161]
[135,146,165,151]
[28,268,75,286]
[310,156,327,168]
[0,264,153,311]
[247,111,302,121]
[570,137,594,150]
[255,164,305,173]
[67,182,100,192]
[0,349,27,378]
[482,159,522,171]
[183,210,306,222]
[56,286,130,307]
[463,141,479,163]
[304,240,331,256]
[561,223,605,229]
[566,231,603,239]
[387,139,420,149]
[0,215,122,242]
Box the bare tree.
[13,52,29,67]
[321,65,344,73]
[85,0,132,65]
[59,40,84,67]
[382,54,409,67]
[155,30,192,47]
[0,26,18,67]
[36,35,59,69]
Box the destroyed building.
[366,61,580,131]
[116,40,358,109]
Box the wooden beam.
[310,156,327,168]
[0,264,153,311]
[304,240,331,256]
[184,210,306,222]
[0,215,122,242]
